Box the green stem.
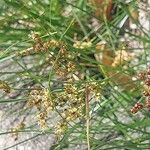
[85,86,90,150]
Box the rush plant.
[0,0,150,150]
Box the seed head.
[0,80,11,93]
[144,78,150,86]
[55,121,67,136]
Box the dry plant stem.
[85,86,90,150]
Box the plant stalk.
[85,86,90,150]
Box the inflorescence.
[18,33,102,136]
[130,68,150,114]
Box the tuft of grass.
[0,0,150,150]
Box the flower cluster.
[73,40,92,49]
[130,102,143,114]
[11,121,25,141]
[26,79,101,136]
[54,58,77,78]
[112,49,134,67]
[54,81,101,136]
[54,121,67,136]
[131,68,150,113]
[87,81,101,100]
[21,32,102,136]
[17,32,61,56]
[53,83,84,135]
[0,80,11,93]
[27,88,54,129]
[45,43,78,79]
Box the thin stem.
[85,86,90,150]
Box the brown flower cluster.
[19,32,102,136]
[27,88,54,129]
[131,68,150,114]
[54,55,77,78]
[54,121,67,136]
[17,32,62,56]
[26,83,84,134]
[54,81,101,136]
[46,45,78,78]
[0,80,11,93]
[26,79,101,135]
[11,121,25,141]
[130,102,144,114]
[54,83,84,136]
